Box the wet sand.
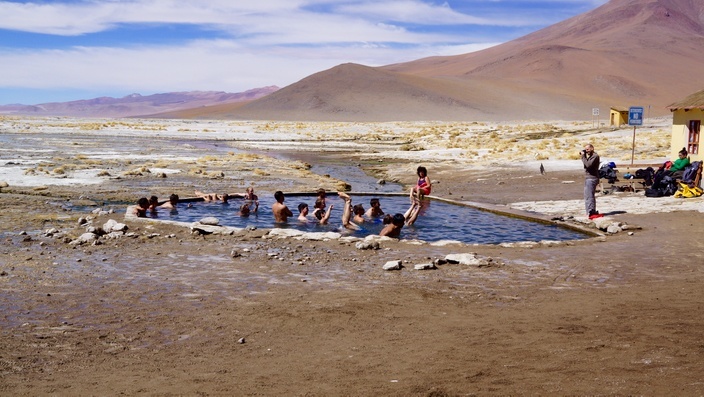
[1,117,703,396]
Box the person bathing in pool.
[364,198,384,219]
[297,202,334,224]
[272,191,293,223]
[338,192,366,230]
[378,200,421,238]
[194,190,229,203]
[159,193,179,210]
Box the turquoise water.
[151,194,587,244]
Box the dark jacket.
[582,152,600,179]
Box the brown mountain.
[0,87,279,118]
[187,0,704,121]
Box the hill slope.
[195,0,704,121]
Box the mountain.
[0,87,279,118]
[189,0,704,121]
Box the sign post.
[592,108,600,128]
[628,106,644,166]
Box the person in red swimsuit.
[410,166,431,202]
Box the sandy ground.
[1,116,704,396]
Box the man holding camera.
[581,144,601,218]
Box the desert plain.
[1,115,703,396]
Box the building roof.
[610,106,628,112]
[667,89,704,111]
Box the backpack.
[635,167,655,186]
[681,161,701,184]
[598,163,618,184]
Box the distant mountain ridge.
[182,0,704,121]
[0,87,279,118]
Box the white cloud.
[0,0,605,103]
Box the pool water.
[150,195,587,244]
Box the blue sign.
[628,106,644,126]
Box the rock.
[0,181,8,188]
[414,263,437,270]
[445,253,488,267]
[231,249,241,258]
[70,232,98,245]
[103,219,127,234]
[301,232,342,241]
[356,241,380,250]
[382,260,402,271]
[91,208,103,214]
[44,228,59,236]
[238,337,245,344]
[606,224,621,234]
[377,179,386,185]
[198,217,220,226]
[268,229,305,238]
[77,217,88,226]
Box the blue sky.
[0,0,607,105]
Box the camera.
[579,150,586,156]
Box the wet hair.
[679,147,688,156]
[314,198,325,209]
[417,166,427,176]
[382,214,393,225]
[221,194,228,203]
[392,213,405,226]
[149,195,159,205]
[369,198,380,207]
[240,203,250,216]
[137,197,149,208]
[169,193,179,203]
[314,208,323,220]
[298,203,308,213]
[353,204,365,216]
[316,188,326,197]
[274,191,285,202]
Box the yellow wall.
[671,109,703,162]
[609,110,628,126]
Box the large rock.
[103,219,128,234]
[382,260,402,271]
[198,217,220,226]
[70,232,98,245]
[445,253,488,267]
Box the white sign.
[592,108,600,116]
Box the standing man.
[272,191,293,223]
[581,144,601,218]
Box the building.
[609,107,629,127]
[667,89,703,161]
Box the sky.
[0,0,608,105]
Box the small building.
[609,107,629,127]
[667,89,703,162]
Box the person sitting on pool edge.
[272,191,293,223]
[159,193,179,209]
[365,198,384,218]
[410,166,431,203]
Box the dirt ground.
[2,156,704,397]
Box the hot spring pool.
[149,194,587,244]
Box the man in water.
[272,191,293,223]
[365,198,384,218]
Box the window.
[688,120,700,155]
